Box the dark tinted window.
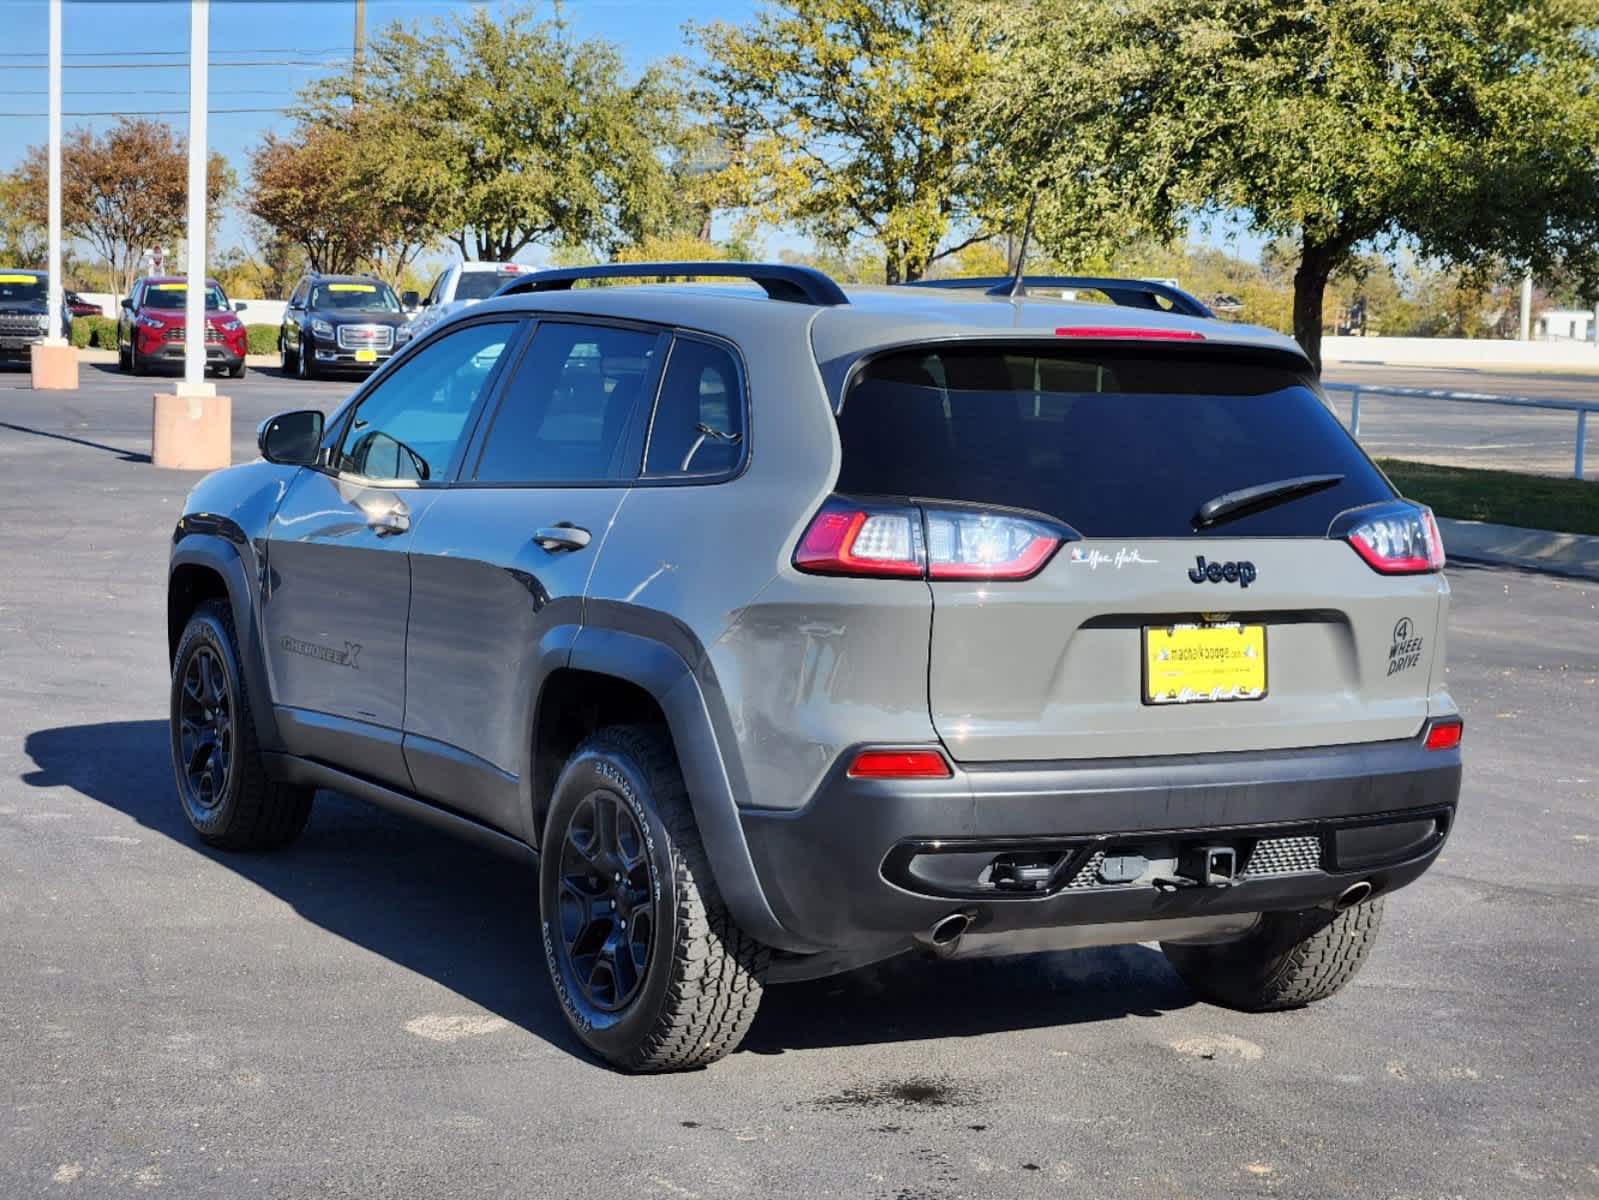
[335,322,511,481]
[0,273,45,302]
[473,322,659,483]
[837,346,1394,537]
[454,271,512,301]
[644,338,745,479]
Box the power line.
[0,47,350,59]
[1,59,350,71]
[0,89,289,96]
[0,107,295,118]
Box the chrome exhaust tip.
[1333,880,1373,911]
[927,912,971,947]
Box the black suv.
[278,274,416,379]
[0,269,71,362]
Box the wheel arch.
[550,625,818,954]
[169,531,282,752]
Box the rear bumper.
[741,732,1460,969]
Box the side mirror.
[401,290,421,311]
[258,409,324,466]
[120,298,133,311]
[233,300,248,313]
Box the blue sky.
[3,0,1264,271]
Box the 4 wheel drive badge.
[1188,556,1256,588]
[1388,617,1423,676]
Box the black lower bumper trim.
[741,735,1461,955]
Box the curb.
[1440,518,1599,582]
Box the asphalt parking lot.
[1,364,1596,1198]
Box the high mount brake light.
[794,497,1066,581]
[1342,504,1445,574]
[847,749,953,779]
[1054,326,1206,341]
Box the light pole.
[180,0,210,397]
[30,0,77,389]
[150,0,230,470]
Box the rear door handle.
[534,524,591,552]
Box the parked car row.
[4,262,528,377]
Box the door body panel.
[261,468,439,786]
[402,487,629,833]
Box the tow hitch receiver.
[1179,845,1238,888]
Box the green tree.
[0,168,45,264]
[984,0,1599,369]
[247,124,376,275]
[302,5,684,262]
[691,0,999,283]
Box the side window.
[425,272,445,306]
[290,281,307,308]
[334,321,512,483]
[473,322,661,483]
[643,338,746,479]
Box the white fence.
[74,292,286,330]
[1322,336,1599,369]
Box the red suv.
[117,276,248,378]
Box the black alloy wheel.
[555,790,656,1012]
[175,644,233,811]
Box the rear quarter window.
[836,344,1395,538]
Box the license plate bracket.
[1143,622,1267,705]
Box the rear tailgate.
[834,340,1450,763]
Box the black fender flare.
[568,624,820,955]
[169,529,283,753]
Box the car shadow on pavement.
[0,420,152,463]
[24,719,1195,1066]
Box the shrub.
[246,324,279,356]
[70,315,117,350]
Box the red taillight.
[847,749,953,779]
[1424,719,1462,751]
[1344,505,1445,574]
[1054,326,1206,341]
[793,502,924,577]
[794,497,1065,581]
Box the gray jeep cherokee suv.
[167,262,1462,1072]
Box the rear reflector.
[795,496,1066,581]
[1054,326,1206,341]
[1424,719,1463,751]
[847,749,953,779]
[1338,503,1445,574]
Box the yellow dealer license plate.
[354,349,377,363]
[1144,623,1266,705]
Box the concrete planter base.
[151,392,231,471]
[29,343,78,390]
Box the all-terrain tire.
[170,599,313,851]
[540,724,768,1072]
[1161,898,1384,1011]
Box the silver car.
[167,263,1461,1071]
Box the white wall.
[74,292,286,329]
[1322,336,1599,368]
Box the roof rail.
[494,261,849,307]
[899,275,1214,319]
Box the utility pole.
[353,0,366,90]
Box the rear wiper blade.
[1193,474,1344,529]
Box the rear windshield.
[454,271,511,301]
[836,345,1394,538]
